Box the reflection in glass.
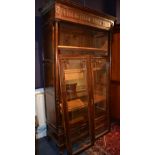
[92,58,108,137]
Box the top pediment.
[41,1,116,30]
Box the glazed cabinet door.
[59,56,93,155]
[91,58,110,138]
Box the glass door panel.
[60,57,92,154]
[91,58,109,138]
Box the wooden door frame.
[58,55,94,155]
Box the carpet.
[84,123,120,155]
[37,123,120,155]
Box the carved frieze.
[55,3,114,30]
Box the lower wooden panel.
[47,124,65,148]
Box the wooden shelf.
[64,69,85,74]
[67,99,86,111]
[69,116,85,127]
[76,89,87,93]
[58,45,107,52]
[67,94,105,112]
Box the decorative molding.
[55,3,114,30]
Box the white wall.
[35,88,47,139]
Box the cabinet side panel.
[45,93,56,125]
[42,23,56,127]
[44,63,56,126]
[42,24,54,60]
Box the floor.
[37,122,120,155]
[37,137,60,155]
[37,137,87,155]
